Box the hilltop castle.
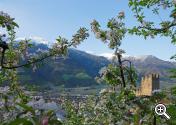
[136,74,160,96]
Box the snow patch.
[133,55,155,61]
[98,52,130,59]
[29,36,49,45]
[15,36,50,46]
[85,51,95,55]
[98,53,115,59]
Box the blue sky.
[0,0,175,60]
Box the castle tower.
[136,74,160,96]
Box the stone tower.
[136,74,160,96]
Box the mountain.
[17,38,176,89]
[123,55,176,88]
[18,40,109,89]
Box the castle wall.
[136,74,160,96]
[152,74,160,91]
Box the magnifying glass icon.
[155,103,170,120]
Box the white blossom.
[118,11,125,18]
[173,0,176,5]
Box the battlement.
[141,73,159,82]
[136,73,160,96]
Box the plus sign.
[157,106,164,113]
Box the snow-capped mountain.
[15,37,175,89]
[98,53,130,60]
[124,55,167,62]
[15,36,51,46]
[98,52,173,63]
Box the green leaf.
[12,22,19,28]
[17,103,35,115]
[8,118,33,125]
[49,119,63,125]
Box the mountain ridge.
[16,38,175,89]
